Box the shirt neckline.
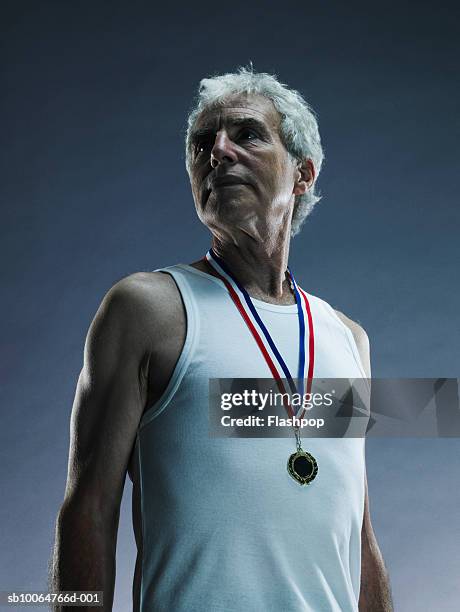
[178,264,300,313]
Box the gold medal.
[287,427,318,485]
[287,449,318,485]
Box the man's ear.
[293,158,315,196]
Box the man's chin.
[207,192,251,210]
[201,200,253,230]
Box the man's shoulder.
[333,309,371,378]
[107,270,177,301]
[333,309,368,343]
[309,292,368,343]
[97,270,182,332]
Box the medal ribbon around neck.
[205,248,319,485]
[205,248,315,420]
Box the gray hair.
[185,65,325,237]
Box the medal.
[205,249,318,486]
[287,429,318,486]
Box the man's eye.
[195,141,211,155]
[239,129,258,141]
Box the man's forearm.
[50,500,118,612]
[358,529,393,612]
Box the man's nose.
[210,131,237,168]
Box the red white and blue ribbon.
[205,248,315,420]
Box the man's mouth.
[201,174,251,206]
[211,175,249,189]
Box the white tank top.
[131,263,367,612]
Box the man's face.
[188,93,300,240]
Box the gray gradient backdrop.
[1,1,459,611]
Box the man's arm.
[335,311,393,611]
[359,468,393,611]
[50,274,152,611]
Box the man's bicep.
[64,282,149,517]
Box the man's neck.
[191,233,296,306]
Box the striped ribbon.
[205,248,315,421]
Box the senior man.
[51,67,393,611]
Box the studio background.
[1,1,459,610]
